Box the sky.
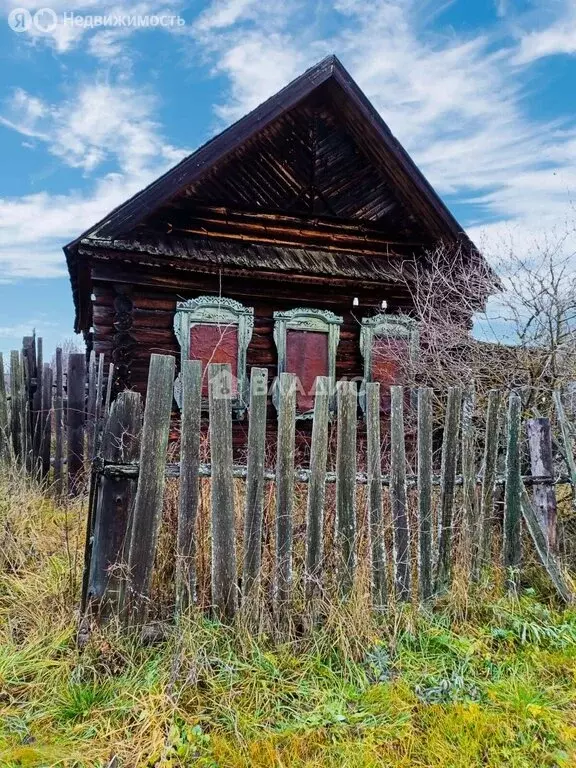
[1,0,576,358]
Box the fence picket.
[86,351,97,461]
[0,353,9,466]
[390,385,410,602]
[122,354,175,625]
[67,353,86,494]
[504,391,522,590]
[526,417,557,550]
[176,360,202,614]
[104,362,114,419]
[461,387,476,566]
[304,376,331,603]
[435,386,462,593]
[32,337,42,466]
[552,390,576,504]
[209,362,238,621]
[475,389,501,578]
[40,363,52,478]
[366,382,386,609]
[86,391,143,617]
[417,387,433,602]
[335,380,357,596]
[275,372,296,622]
[10,351,23,463]
[242,367,268,602]
[53,348,64,496]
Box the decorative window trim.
[359,313,419,412]
[173,296,254,417]
[273,307,343,418]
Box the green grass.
[1,473,576,767]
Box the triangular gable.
[64,55,474,252]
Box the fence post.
[461,388,476,563]
[0,353,9,467]
[526,417,557,551]
[390,385,410,602]
[417,387,433,602]
[67,352,86,494]
[53,348,64,496]
[104,362,114,419]
[122,354,175,626]
[242,367,268,603]
[176,360,202,615]
[504,391,522,590]
[32,337,43,469]
[10,351,23,463]
[305,376,330,602]
[86,351,97,461]
[366,382,387,609]
[208,362,238,621]
[473,389,501,579]
[335,379,357,596]
[40,363,52,478]
[435,386,462,593]
[94,353,105,452]
[86,391,143,617]
[275,372,296,624]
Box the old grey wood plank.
[275,372,296,621]
[504,391,522,591]
[0,353,9,467]
[67,352,86,494]
[305,376,330,602]
[53,348,64,496]
[335,379,357,596]
[32,337,42,467]
[87,391,143,618]
[122,353,175,625]
[434,386,462,593]
[475,389,501,578]
[104,363,114,419]
[417,386,433,602]
[94,353,105,453]
[86,350,98,461]
[208,362,238,621]
[526,417,557,551]
[520,484,574,604]
[242,366,268,602]
[390,385,410,602]
[552,390,576,506]
[10,351,23,464]
[40,363,52,478]
[461,387,477,562]
[366,382,387,609]
[176,360,202,614]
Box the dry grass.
[2,470,576,767]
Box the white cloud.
[0,81,188,279]
[512,1,576,64]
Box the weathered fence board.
[122,354,175,625]
[242,367,268,602]
[526,417,557,550]
[86,391,143,616]
[275,372,297,622]
[67,352,86,493]
[10,351,24,463]
[390,385,410,602]
[504,391,522,590]
[417,386,433,601]
[53,347,64,496]
[366,382,386,609]
[435,386,463,593]
[40,363,52,478]
[176,360,202,614]
[208,362,238,621]
[0,353,9,466]
[335,380,357,596]
[476,389,501,578]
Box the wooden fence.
[1,343,575,631]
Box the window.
[273,308,343,417]
[360,314,418,413]
[173,296,254,416]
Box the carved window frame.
[359,313,419,412]
[273,307,343,418]
[173,296,254,417]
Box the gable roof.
[64,55,474,252]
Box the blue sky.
[1,0,576,358]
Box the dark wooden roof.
[65,54,483,330]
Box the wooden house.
[64,55,488,450]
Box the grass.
[1,472,576,767]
